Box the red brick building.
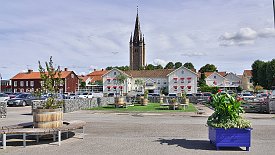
[10,69,79,93]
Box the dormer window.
[214,76,216,79]
[114,72,117,75]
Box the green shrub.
[207,93,251,129]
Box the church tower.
[130,7,146,70]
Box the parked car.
[186,93,193,97]
[239,93,255,102]
[78,92,92,98]
[7,93,37,106]
[69,93,78,99]
[168,93,177,97]
[0,93,9,102]
[92,92,103,98]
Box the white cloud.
[258,28,275,38]
[153,59,167,66]
[181,52,207,57]
[220,27,275,46]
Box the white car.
[0,93,9,102]
[240,93,255,102]
[78,92,93,98]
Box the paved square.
[1,107,275,155]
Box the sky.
[0,0,275,79]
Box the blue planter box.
[209,127,252,151]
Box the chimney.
[64,68,68,71]
[101,69,104,71]
[27,69,33,73]
[94,69,96,71]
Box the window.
[20,81,24,87]
[26,81,28,87]
[173,77,177,83]
[113,79,117,84]
[30,81,34,87]
[249,78,253,83]
[173,86,178,91]
[157,80,160,84]
[187,86,192,91]
[180,86,184,90]
[14,81,17,87]
[114,72,117,75]
[119,86,123,90]
[107,79,111,83]
[181,70,184,74]
[187,77,192,83]
[113,86,117,91]
[107,86,111,91]
[214,76,216,79]
[20,88,24,92]
[180,78,184,83]
[71,73,74,79]
[163,81,167,85]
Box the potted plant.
[207,93,252,151]
[33,56,64,128]
[181,91,189,104]
[114,74,127,107]
[141,90,148,106]
[169,98,179,110]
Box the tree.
[199,64,217,73]
[251,60,264,86]
[175,62,182,69]
[38,56,63,109]
[79,79,86,89]
[145,64,155,70]
[254,85,264,92]
[183,62,195,71]
[155,64,163,69]
[164,62,174,69]
[135,79,144,92]
[106,66,113,70]
[115,74,127,96]
[266,59,275,89]
[198,73,207,87]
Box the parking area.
[1,106,275,155]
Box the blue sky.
[0,0,275,79]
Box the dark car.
[7,93,38,107]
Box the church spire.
[133,5,141,43]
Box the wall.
[32,97,115,113]
[0,101,7,118]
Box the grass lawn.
[87,103,197,113]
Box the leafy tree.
[266,59,275,89]
[199,64,217,73]
[161,86,168,95]
[200,85,219,94]
[251,60,264,86]
[135,79,144,92]
[183,62,195,71]
[254,85,264,92]
[174,62,182,69]
[38,56,63,109]
[155,64,163,69]
[79,79,86,89]
[236,86,243,92]
[106,66,113,70]
[115,74,127,96]
[145,64,155,70]
[164,62,174,69]
[198,73,207,87]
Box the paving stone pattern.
[0,101,7,118]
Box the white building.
[102,66,198,95]
[204,71,241,90]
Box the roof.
[124,69,174,78]
[86,70,108,82]
[244,70,252,77]
[87,70,108,76]
[78,75,90,82]
[204,71,226,78]
[11,71,74,80]
[167,66,198,77]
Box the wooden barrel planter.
[141,98,148,106]
[115,97,125,107]
[33,108,63,128]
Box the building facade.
[204,72,242,90]
[129,9,146,70]
[10,69,79,93]
[241,70,254,91]
[102,66,198,95]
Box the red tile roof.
[78,75,90,82]
[244,70,252,77]
[11,71,74,80]
[124,69,174,78]
[204,71,227,78]
[87,70,108,82]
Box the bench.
[1,120,86,149]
